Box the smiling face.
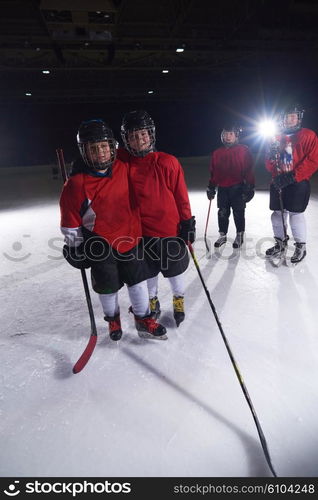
[222,131,237,145]
[85,141,111,170]
[127,129,152,154]
[284,113,299,130]
[221,129,239,146]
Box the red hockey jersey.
[265,128,318,182]
[209,144,255,187]
[60,159,141,253]
[118,149,192,238]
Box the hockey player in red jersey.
[119,110,195,327]
[265,104,318,263]
[206,125,255,249]
[60,119,167,341]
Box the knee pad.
[218,207,230,219]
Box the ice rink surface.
[1,162,318,477]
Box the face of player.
[222,131,237,145]
[86,141,111,169]
[284,113,299,129]
[127,129,151,153]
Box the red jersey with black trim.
[209,144,255,187]
[265,128,318,182]
[118,149,192,238]
[60,159,141,253]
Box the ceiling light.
[42,70,50,74]
[176,48,184,53]
[148,90,154,94]
[25,92,32,96]
[162,69,169,73]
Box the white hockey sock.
[271,210,288,240]
[98,292,119,318]
[168,273,185,297]
[147,276,159,299]
[128,281,150,317]
[289,212,306,243]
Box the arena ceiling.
[1,0,318,103]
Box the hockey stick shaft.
[278,189,288,241]
[56,148,97,374]
[204,199,212,252]
[188,242,277,477]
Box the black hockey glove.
[242,183,255,203]
[206,182,216,201]
[273,172,295,190]
[179,216,196,244]
[63,244,91,270]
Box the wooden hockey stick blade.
[72,334,98,374]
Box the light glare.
[257,120,277,137]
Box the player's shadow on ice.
[122,346,275,478]
[184,244,241,320]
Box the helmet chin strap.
[92,162,110,170]
[282,124,301,134]
[130,146,154,157]
[223,140,238,148]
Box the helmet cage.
[121,110,156,157]
[78,139,117,170]
[121,125,156,157]
[221,126,242,146]
[279,106,304,134]
[77,119,117,170]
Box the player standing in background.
[206,125,255,249]
[265,104,318,263]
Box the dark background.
[1,0,318,166]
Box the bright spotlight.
[257,119,277,138]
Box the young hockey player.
[119,110,195,327]
[60,119,167,341]
[206,125,255,249]
[265,104,318,263]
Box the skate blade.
[268,251,287,267]
[137,331,168,341]
[174,317,185,328]
[204,237,211,254]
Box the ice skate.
[233,231,244,249]
[214,232,227,248]
[104,314,122,341]
[291,242,306,264]
[130,308,167,340]
[173,295,185,327]
[149,296,161,319]
[265,237,288,266]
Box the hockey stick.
[204,199,212,253]
[56,148,97,374]
[269,188,288,268]
[278,188,288,241]
[188,242,277,477]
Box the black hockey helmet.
[77,119,117,170]
[279,103,304,134]
[221,124,242,146]
[120,110,155,157]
